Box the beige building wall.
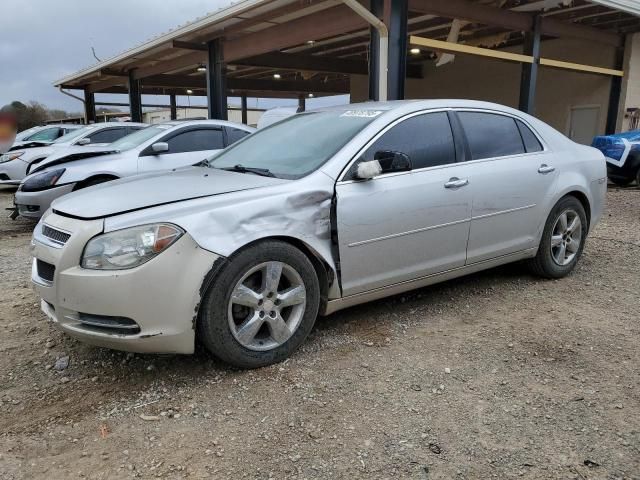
[351,37,618,138]
[143,107,264,127]
[620,32,640,131]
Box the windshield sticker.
[340,110,383,118]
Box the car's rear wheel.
[198,240,320,368]
[528,196,587,279]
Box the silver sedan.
[30,100,606,368]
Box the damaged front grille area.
[42,225,71,245]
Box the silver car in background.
[30,100,606,368]
[0,122,146,185]
[14,120,254,219]
[12,124,83,149]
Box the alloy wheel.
[227,261,306,351]
[550,209,582,266]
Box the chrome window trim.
[337,107,549,184]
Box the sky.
[0,0,347,113]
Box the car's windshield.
[208,110,382,179]
[53,126,95,144]
[108,125,167,151]
[15,127,41,141]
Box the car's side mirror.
[151,142,169,154]
[374,150,412,173]
[76,138,91,146]
[354,150,412,180]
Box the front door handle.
[444,177,469,189]
[538,164,556,174]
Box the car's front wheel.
[198,240,320,368]
[528,196,587,278]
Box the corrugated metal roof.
[590,0,640,17]
[54,0,276,86]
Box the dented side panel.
[103,171,342,299]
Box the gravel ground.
[0,185,638,480]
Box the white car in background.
[0,122,146,185]
[14,120,254,219]
[12,124,84,148]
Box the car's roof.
[86,121,148,128]
[315,99,528,114]
[159,119,255,130]
[40,124,84,129]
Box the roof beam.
[540,16,622,47]
[232,52,368,75]
[133,51,206,79]
[408,0,531,31]
[142,74,349,94]
[223,5,368,62]
[408,0,622,47]
[172,40,207,51]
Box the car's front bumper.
[31,212,221,354]
[15,183,75,219]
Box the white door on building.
[569,106,600,145]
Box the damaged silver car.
[31,100,606,368]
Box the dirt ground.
[0,185,638,480]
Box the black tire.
[609,176,633,187]
[197,240,320,369]
[528,196,588,279]
[636,168,640,187]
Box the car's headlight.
[0,151,24,163]
[81,224,184,270]
[21,168,65,192]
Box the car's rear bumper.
[31,212,221,354]
[15,184,75,219]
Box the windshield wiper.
[222,164,275,177]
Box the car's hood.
[31,145,118,173]
[52,167,288,219]
[9,141,53,151]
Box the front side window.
[358,112,456,173]
[53,126,95,144]
[209,110,380,179]
[226,127,251,145]
[166,128,225,153]
[87,127,128,144]
[458,112,525,160]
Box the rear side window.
[516,120,543,153]
[166,128,224,153]
[88,127,127,144]
[458,112,525,160]
[362,112,456,170]
[226,127,251,145]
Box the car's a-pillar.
[206,38,228,121]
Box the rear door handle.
[538,164,556,174]
[444,177,469,189]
